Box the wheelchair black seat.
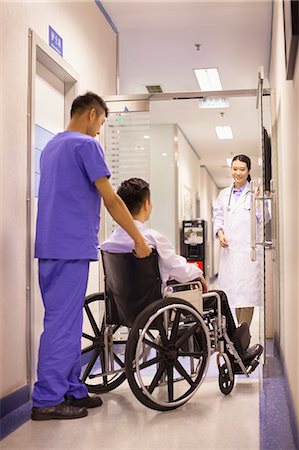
[101,250,162,327]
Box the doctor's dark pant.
[32,259,89,407]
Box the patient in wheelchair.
[101,177,263,371]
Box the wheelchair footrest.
[241,344,263,363]
[233,344,263,374]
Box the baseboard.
[260,337,298,449]
[273,334,299,449]
[0,385,30,419]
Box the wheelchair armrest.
[163,280,202,295]
[163,281,203,313]
[202,291,224,332]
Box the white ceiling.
[101,1,273,188]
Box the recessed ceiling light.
[143,135,150,139]
[194,68,222,91]
[161,152,168,157]
[199,97,229,109]
[215,126,233,140]
[226,158,233,167]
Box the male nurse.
[32,92,151,420]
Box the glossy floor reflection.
[2,309,263,450]
[2,376,260,450]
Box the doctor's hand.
[217,230,229,248]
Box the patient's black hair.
[117,178,150,215]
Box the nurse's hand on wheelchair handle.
[133,241,152,258]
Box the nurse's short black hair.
[70,92,109,118]
[117,178,150,215]
[232,154,252,182]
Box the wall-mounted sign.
[49,25,63,57]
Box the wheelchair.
[81,250,263,411]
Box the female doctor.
[213,154,261,327]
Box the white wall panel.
[270,0,299,426]
[0,1,116,397]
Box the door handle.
[250,180,257,261]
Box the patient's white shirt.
[100,220,202,285]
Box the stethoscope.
[226,183,251,211]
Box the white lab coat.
[213,181,262,308]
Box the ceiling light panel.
[215,126,233,140]
[194,68,222,91]
[199,97,229,109]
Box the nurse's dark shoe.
[31,401,88,421]
[66,394,103,409]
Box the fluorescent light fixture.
[215,126,233,140]
[199,97,229,109]
[194,68,222,91]
[143,135,150,139]
[226,158,232,167]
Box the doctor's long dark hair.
[232,154,251,182]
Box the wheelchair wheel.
[81,292,127,393]
[218,363,235,395]
[125,297,210,411]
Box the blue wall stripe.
[260,339,298,449]
[0,385,30,420]
[0,402,31,441]
[95,1,118,34]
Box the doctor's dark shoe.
[31,401,88,421]
[66,394,103,409]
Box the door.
[27,31,79,387]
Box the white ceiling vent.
[146,85,163,93]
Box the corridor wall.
[0,1,116,407]
[269,0,299,434]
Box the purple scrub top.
[35,131,111,260]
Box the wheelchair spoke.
[113,352,125,368]
[82,332,96,342]
[148,361,167,394]
[155,317,169,346]
[84,304,100,336]
[178,350,205,358]
[81,349,99,383]
[167,366,174,402]
[81,344,96,355]
[174,360,196,387]
[143,338,164,352]
[175,323,199,348]
[169,309,181,345]
[99,348,108,386]
[138,355,162,371]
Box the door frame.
[26,29,79,388]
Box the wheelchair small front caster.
[218,363,235,395]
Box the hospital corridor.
[0,1,299,449]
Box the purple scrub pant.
[32,259,89,407]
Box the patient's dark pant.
[203,290,236,340]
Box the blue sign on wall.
[49,26,63,57]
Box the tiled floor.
[1,376,260,450]
[2,311,262,450]
[2,309,297,450]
